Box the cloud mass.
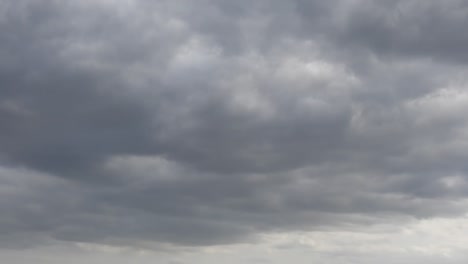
[2,0,468,263]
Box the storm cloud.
[2,0,468,263]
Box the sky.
[2,0,468,263]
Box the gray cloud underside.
[2,0,468,248]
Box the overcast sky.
[2,0,468,263]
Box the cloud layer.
[2,0,468,262]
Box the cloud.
[1,1,468,262]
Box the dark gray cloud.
[2,0,468,251]
[332,0,468,63]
